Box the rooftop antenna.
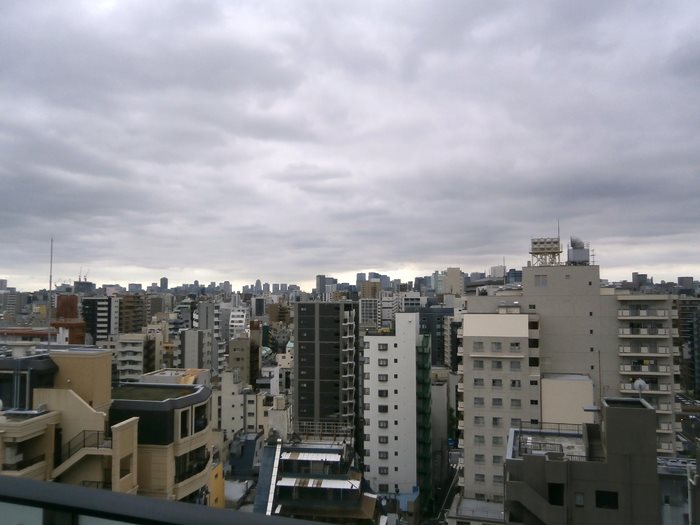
[48,237,53,350]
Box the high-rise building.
[82,296,120,344]
[160,277,168,292]
[363,313,433,510]
[293,302,358,434]
[453,236,681,514]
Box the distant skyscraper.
[160,277,168,292]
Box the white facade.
[363,313,419,496]
[229,307,249,338]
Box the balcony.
[1,454,47,478]
[618,327,670,338]
[619,382,673,395]
[619,364,670,375]
[618,345,670,356]
[457,346,463,357]
[457,382,464,393]
[618,309,668,319]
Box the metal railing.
[2,453,46,471]
[61,430,112,464]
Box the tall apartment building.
[363,312,433,511]
[180,329,214,373]
[455,237,681,509]
[293,302,358,435]
[82,296,120,344]
[118,294,146,334]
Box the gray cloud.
[2,0,700,291]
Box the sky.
[2,1,699,292]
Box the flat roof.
[510,428,586,460]
[112,384,197,401]
[276,477,360,490]
[280,452,341,462]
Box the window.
[378,343,388,351]
[378,390,389,398]
[511,399,522,409]
[474,435,485,445]
[247,399,255,405]
[492,361,502,370]
[474,378,484,387]
[528,304,536,310]
[510,361,521,371]
[492,398,503,408]
[475,493,486,501]
[364,403,370,410]
[529,357,540,367]
[379,467,389,475]
[493,455,502,464]
[509,342,521,352]
[492,436,504,446]
[378,405,389,413]
[378,358,389,366]
[595,491,618,509]
[534,275,548,287]
[474,397,484,407]
[379,483,389,492]
[530,399,539,405]
[364,449,370,457]
[378,420,389,428]
[474,473,485,483]
[473,341,484,351]
[474,416,484,426]
[474,454,485,464]
[528,321,539,330]
[575,492,584,507]
[379,436,389,444]
[528,339,539,348]
[364,388,370,395]
[511,379,521,388]
[510,418,521,427]
[492,417,502,427]
[491,342,502,352]
[379,451,389,459]
[364,373,370,380]
[549,483,565,506]
[378,374,388,382]
[493,475,504,484]
[473,360,484,370]
[364,341,370,349]
[530,380,538,386]
[492,378,502,388]
[364,434,370,441]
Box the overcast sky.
[2,1,699,292]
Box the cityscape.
[1,235,699,524]
[3,2,700,525]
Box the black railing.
[174,453,210,484]
[2,453,46,471]
[81,480,112,490]
[61,430,112,464]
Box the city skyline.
[2,2,700,293]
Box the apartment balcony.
[458,420,464,430]
[657,442,674,454]
[458,439,464,449]
[457,401,464,412]
[617,309,669,319]
[173,455,211,501]
[457,346,463,357]
[1,454,47,479]
[457,364,463,375]
[620,382,675,395]
[619,364,670,376]
[618,327,671,338]
[657,423,673,433]
[457,382,464,393]
[655,403,673,413]
[618,345,671,357]
[673,365,681,374]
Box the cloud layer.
[2,1,699,290]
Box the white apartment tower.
[363,313,433,506]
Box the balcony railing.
[2,453,45,471]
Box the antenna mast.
[48,237,53,349]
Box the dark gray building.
[293,302,358,435]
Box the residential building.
[363,313,432,512]
[82,297,120,344]
[503,398,660,525]
[294,302,358,435]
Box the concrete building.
[82,297,120,344]
[452,236,682,519]
[445,268,464,296]
[180,329,215,374]
[363,313,433,512]
[294,302,358,436]
[503,398,660,525]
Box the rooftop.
[112,384,198,402]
